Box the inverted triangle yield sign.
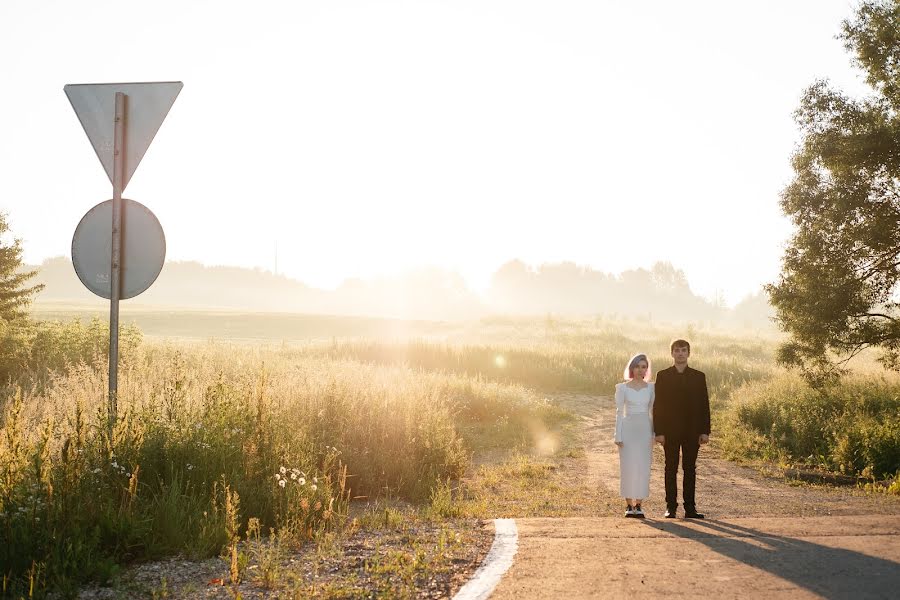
[64,82,183,190]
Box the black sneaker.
[633,504,646,519]
[625,504,635,518]
[684,509,705,519]
[664,506,677,518]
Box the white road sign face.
[64,82,183,190]
[71,199,166,300]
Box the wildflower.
[298,477,306,486]
[280,466,287,475]
[187,464,194,471]
[279,479,286,488]
[126,472,131,478]
[310,484,317,492]
[92,468,101,474]
[290,473,297,480]
[275,474,282,481]
[313,477,318,484]
[111,461,119,469]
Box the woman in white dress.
[613,353,655,518]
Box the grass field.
[2,307,898,597]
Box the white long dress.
[614,382,655,499]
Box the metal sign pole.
[108,91,127,437]
[65,81,182,437]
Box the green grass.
[718,372,900,481]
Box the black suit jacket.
[653,365,711,440]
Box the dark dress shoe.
[664,507,677,518]
[684,510,705,519]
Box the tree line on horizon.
[27,254,773,326]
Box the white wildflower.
[290,473,297,480]
[280,466,287,475]
[310,484,317,492]
[298,477,306,486]
[278,479,286,488]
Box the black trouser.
[664,437,700,510]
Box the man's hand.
[655,435,665,445]
[615,441,623,448]
[699,434,709,445]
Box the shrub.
[721,373,900,479]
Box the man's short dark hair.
[670,339,691,352]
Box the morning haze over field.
[0,0,871,314]
[28,256,773,326]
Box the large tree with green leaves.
[767,1,900,382]
[0,212,43,323]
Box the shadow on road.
[641,518,900,599]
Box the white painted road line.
[453,518,519,600]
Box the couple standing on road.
[613,339,711,519]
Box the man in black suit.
[653,339,710,518]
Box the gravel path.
[488,393,900,599]
[566,392,900,517]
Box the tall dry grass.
[0,340,562,596]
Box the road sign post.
[109,92,126,430]
[65,81,182,438]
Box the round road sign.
[71,198,166,299]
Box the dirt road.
[487,393,900,599]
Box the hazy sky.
[0,0,870,306]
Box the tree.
[650,262,690,294]
[766,1,900,382]
[0,212,43,323]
